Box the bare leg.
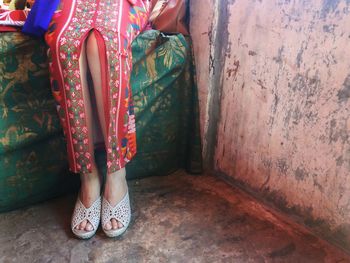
[86,30,128,230]
[75,38,102,232]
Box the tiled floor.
[0,170,349,263]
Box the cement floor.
[0,169,349,263]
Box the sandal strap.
[71,196,101,231]
[102,190,131,227]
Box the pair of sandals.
[71,187,131,239]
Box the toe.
[85,222,93,231]
[111,219,118,230]
[117,221,124,229]
[104,221,112,230]
[79,219,87,230]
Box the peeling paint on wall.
[190,0,350,253]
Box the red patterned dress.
[44,0,150,175]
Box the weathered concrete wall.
[188,0,213,153]
[190,0,350,252]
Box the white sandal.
[101,189,131,237]
[71,195,102,239]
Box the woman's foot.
[102,167,128,230]
[74,163,102,232]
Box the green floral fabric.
[0,33,80,212]
[0,30,203,212]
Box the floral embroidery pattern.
[44,0,150,174]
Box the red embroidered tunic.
[44,0,150,174]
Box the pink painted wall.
[190,0,350,252]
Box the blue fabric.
[22,0,60,37]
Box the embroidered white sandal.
[101,189,131,237]
[71,195,102,239]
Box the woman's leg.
[86,30,128,230]
[74,37,102,232]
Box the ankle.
[106,168,126,182]
[80,171,100,182]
